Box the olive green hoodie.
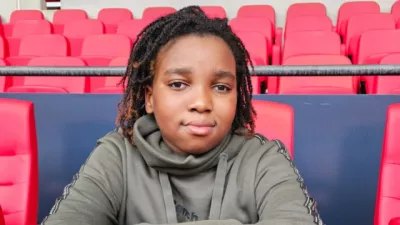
[41,114,323,225]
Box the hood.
[133,114,247,223]
[133,114,246,176]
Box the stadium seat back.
[9,10,44,24]
[286,3,326,18]
[200,6,226,18]
[53,9,88,25]
[142,7,176,21]
[252,100,294,158]
[109,56,128,66]
[285,15,332,40]
[337,1,380,37]
[236,5,276,26]
[8,57,88,93]
[19,34,68,57]
[367,53,400,94]
[275,55,356,94]
[375,103,400,225]
[0,98,38,225]
[235,31,268,65]
[391,1,400,22]
[63,19,104,38]
[12,20,52,37]
[346,13,395,56]
[357,30,400,64]
[117,20,149,41]
[229,18,273,53]
[81,34,132,58]
[97,8,133,25]
[283,31,341,63]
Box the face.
[145,34,237,155]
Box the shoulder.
[89,128,136,165]
[239,133,292,162]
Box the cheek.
[215,93,237,121]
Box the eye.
[213,84,232,92]
[168,81,189,90]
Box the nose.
[188,86,213,113]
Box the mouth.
[182,121,216,136]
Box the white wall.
[0,0,397,26]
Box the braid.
[116,5,256,143]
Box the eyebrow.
[164,67,236,80]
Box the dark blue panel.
[0,93,399,225]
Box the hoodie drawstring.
[159,153,229,223]
[209,153,228,220]
[159,172,178,223]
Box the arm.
[41,142,124,225]
[253,140,323,225]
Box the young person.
[41,6,323,225]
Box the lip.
[183,121,215,136]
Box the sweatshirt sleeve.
[40,141,124,225]
[137,139,324,225]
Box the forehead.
[154,34,236,74]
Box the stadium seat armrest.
[275,27,283,46]
[272,44,281,65]
[390,218,400,225]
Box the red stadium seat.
[365,53,400,94]
[392,1,400,23]
[0,59,11,92]
[142,7,176,21]
[200,6,226,18]
[229,18,274,54]
[236,5,276,28]
[1,10,44,37]
[286,3,326,19]
[285,15,333,40]
[235,31,268,65]
[0,37,5,59]
[117,19,149,41]
[337,1,380,39]
[0,205,4,225]
[6,35,68,66]
[63,19,105,56]
[80,34,132,66]
[0,98,38,225]
[252,100,294,158]
[345,13,395,58]
[97,8,133,33]
[356,30,400,93]
[390,218,400,225]
[375,103,400,225]
[6,20,52,57]
[9,10,44,23]
[52,9,88,34]
[282,31,344,64]
[90,57,127,93]
[7,57,88,93]
[268,55,356,94]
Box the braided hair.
[116,5,256,144]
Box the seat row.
[1,54,400,95]
[0,97,399,225]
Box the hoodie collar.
[133,114,246,176]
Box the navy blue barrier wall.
[1,93,400,225]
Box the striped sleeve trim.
[273,139,324,225]
[40,144,98,225]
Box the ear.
[145,85,154,114]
